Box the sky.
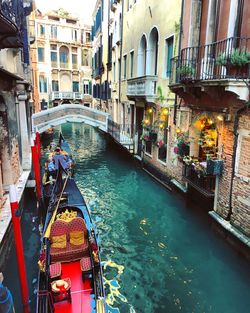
[35,0,96,24]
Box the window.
[82,49,89,66]
[39,76,47,93]
[38,47,44,62]
[158,129,168,162]
[130,51,134,78]
[50,45,57,67]
[166,36,174,77]
[60,46,69,68]
[72,29,77,41]
[51,51,57,64]
[72,54,77,66]
[52,80,59,91]
[51,26,57,39]
[118,58,121,80]
[145,141,152,155]
[72,81,79,92]
[123,55,127,79]
[83,80,90,94]
[86,32,91,42]
[39,24,45,36]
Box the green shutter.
[89,81,92,95]
[166,37,174,77]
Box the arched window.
[39,75,47,93]
[82,49,89,66]
[59,46,69,68]
[137,35,147,76]
[147,27,159,75]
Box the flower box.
[206,159,223,176]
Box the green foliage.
[215,54,227,66]
[230,49,250,66]
[177,65,195,76]
[216,49,250,67]
[157,86,166,104]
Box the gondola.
[37,159,106,313]
[42,133,74,204]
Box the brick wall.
[231,113,250,236]
[216,120,234,218]
[10,142,21,184]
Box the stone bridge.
[32,104,110,133]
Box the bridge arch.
[32,104,110,133]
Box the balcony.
[60,62,69,69]
[170,37,250,85]
[127,75,158,103]
[183,163,216,198]
[0,0,31,48]
[50,92,83,101]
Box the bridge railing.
[108,120,135,145]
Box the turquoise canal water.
[3,122,250,313]
[52,123,250,313]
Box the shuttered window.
[166,36,174,77]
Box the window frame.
[165,35,174,78]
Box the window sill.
[157,158,167,166]
[144,152,152,158]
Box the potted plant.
[175,131,190,158]
[216,49,250,76]
[177,65,195,81]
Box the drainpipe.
[173,0,184,125]
[118,0,124,105]
[226,102,249,220]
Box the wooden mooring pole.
[9,185,30,313]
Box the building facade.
[170,0,250,237]
[0,0,33,204]
[92,0,112,113]
[0,0,33,269]
[30,8,93,112]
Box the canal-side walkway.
[0,170,30,268]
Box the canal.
[4,122,250,313]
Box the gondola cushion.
[50,217,89,263]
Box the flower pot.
[206,159,223,176]
[226,64,249,78]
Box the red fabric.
[58,284,67,299]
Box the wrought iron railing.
[170,37,250,84]
[183,164,216,197]
[0,0,32,48]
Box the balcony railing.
[50,92,83,101]
[127,75,158,100]
[60,62,69,69]
[170,37,250,84]
[0,0,32,48]
[183,164,216,197]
